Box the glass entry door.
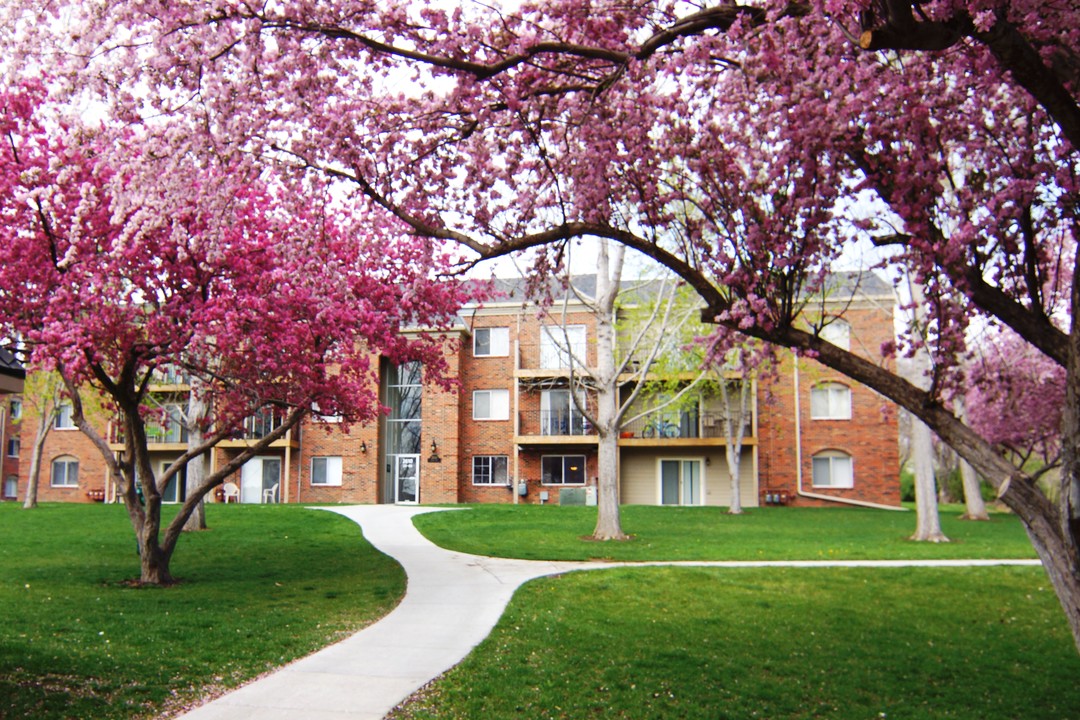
[660,459,702,506]
[241,457,281,504]
[394,455,419,504]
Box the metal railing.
[620,411,752,440]
[519,409,595,436]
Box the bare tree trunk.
[905,279,948,542]
[590,240,628,540]
[22,410,49,509]
[910,416,949,541]
[958,456,990,520]
[182,379,208,532]
[719,378,752,514]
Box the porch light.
[428,439,442,463]
[360,440,368,454]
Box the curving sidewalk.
[174,505,1040,720]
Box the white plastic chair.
[222,482,240,503]
[262,482,280,504]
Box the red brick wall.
[757,300,901,507]
[18,405,111,504]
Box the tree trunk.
[958,457,990,520]
[720,378,752,515]
[182,380,208,532]
[590,239,628,541]
[593,425,626,540]
[138,525,176,585]
[22,411,49,509]
[953,396,989,520]
[910,416,949,542]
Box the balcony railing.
[620,411,752,440]
[519,410,595,437]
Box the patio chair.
[222,482,240,503]
[262,482,280,504]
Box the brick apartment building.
[1,349,24,501]
[10,272,901,509]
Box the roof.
[468,270,893,308]
[0,348,24,380]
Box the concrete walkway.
[175,505,1041,720]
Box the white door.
[241,457,281,504]
[394,455,419,504]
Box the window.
[473,327,509,357]
[311,456,343,486]
[473,389,510,420]
[812,451,854,489]
[819,318,851,350]
[541,455,586,485]
[472,455,509,485]
[51,457,79,487]
[6,437,18,457]
[810,383,851,420]
[312,402,343,423]
[9,399,21,420]
[540,325,587,369]
[54,402,75,429]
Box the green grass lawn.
[0,503,404,720]
[413,504,1038,561]
[390,566,1080,720]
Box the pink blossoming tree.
[0,81,473,584]
[5,0,1080,648]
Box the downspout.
[793,350,905,511]
[284,432,293,504]
[513,316,521,505]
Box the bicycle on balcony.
[641,417,681,438]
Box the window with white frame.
[812,451,854,488]
[819,318,851,350]
[540,325,587,369]
[541,455,586,485]
[54,402,75,429]
[473,327,510,357]
[473,389,510,420]
[9,399,21,420]
[6,437,18,457]
[311,456,343,486]
[51,456,79,487]
[810,383,851,420]
[472,455,509,485]
[311,402,343,423]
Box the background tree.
[9,0,1080,648]
[19,369,65,510]
[967,329,1066,500]
[0,82,473,584]
[532,239,705,539]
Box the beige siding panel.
[702,448,757,508]
[619,447,757,507]
[620,450,658,504]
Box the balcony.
[617,411,754,446]
[516,409,597,445]
[220,410,301,448]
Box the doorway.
[660,459,702,506]
[241,456,281,504]
[393,455,419,504]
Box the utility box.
[559,487,587,506]
[585,486,598,506]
